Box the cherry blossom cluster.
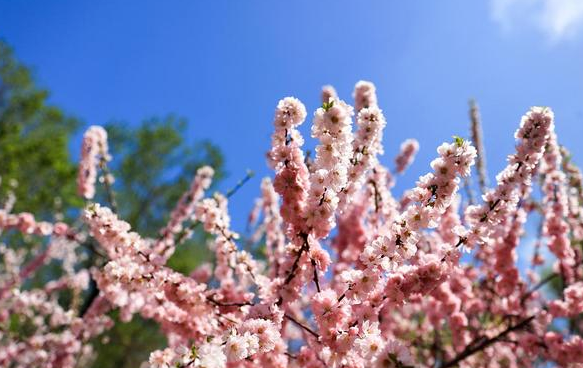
[77,125,111,200]
[0,210,67,237]
[306,96,354,237]
[2,82,583,368]
[464,107,554,248]
[394,138,419,174]
[0,207,110,367]
[155,166,214,259]
[541,131,577,283]
[339,85,388,211]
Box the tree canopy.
[0,40,224,367]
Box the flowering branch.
[3,84,583,368]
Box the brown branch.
[469,99,489,195]
[208,298,254,308]
[440,315,535,368]
[284,314,319,339]
[225,170,254,199]
[521,273,558,305]
[311,258,321,293]
[276,238,308,306]
[368,178,381,213]
[284,351,297,360]
[282,236,308,285]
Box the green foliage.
[90,313,167,368]
[0,40,81,219]
[105,117,225,236]
[8,314,36,338]
[322,100,334,111]
[0,40,224,368]
[453,135,465,147]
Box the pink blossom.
[77,125,110,200]
[3,87,583,368]
[394,138,419,174]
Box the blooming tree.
[1,81,583,368]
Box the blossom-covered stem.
[250,178,285,277]
[0,245,50,299]
[368,178,381,212]
[463,107,554,249]
[492,205,527,296]
[155,166,214,257]
[195,193,259,285]
[353,80,377,111]
[269,97,309,233]
[541,131,576,284]
[367,163,399,228]
[394,139,419,175]
[339,82,387,211]
[77,125,112,201]
[77,125,117,317]
[279,234,308,288]
[305,97,354,238]
[359,136,477,279]
[530,218,544,270]
[84,137,118,316]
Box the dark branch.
[226,170,254,198]
[440,315,535,368]
[521,273,558,305]
[284,314,319,339]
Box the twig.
[440,315,535,368]
[469,99,488,194]
[282,236,308,285]
[368,179,381,213]
[521,273,558,305]
[226,170,254,198]
[207,297,254,307]
[284,352,297,360]
[311,258,321,293]
[81,151,117,319]
[284,314,319,339]
[79,280,100,317]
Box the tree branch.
[284,314,319,339]
[440,315,535,368]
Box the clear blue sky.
[1,0,583,232]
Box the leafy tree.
[105,117,224,237]
[0,39,224,367]
[0,40,81,219]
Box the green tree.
[0,40,81,218]
[0,39,224,368]
[105,117,224,238]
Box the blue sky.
[1,0,583,233]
